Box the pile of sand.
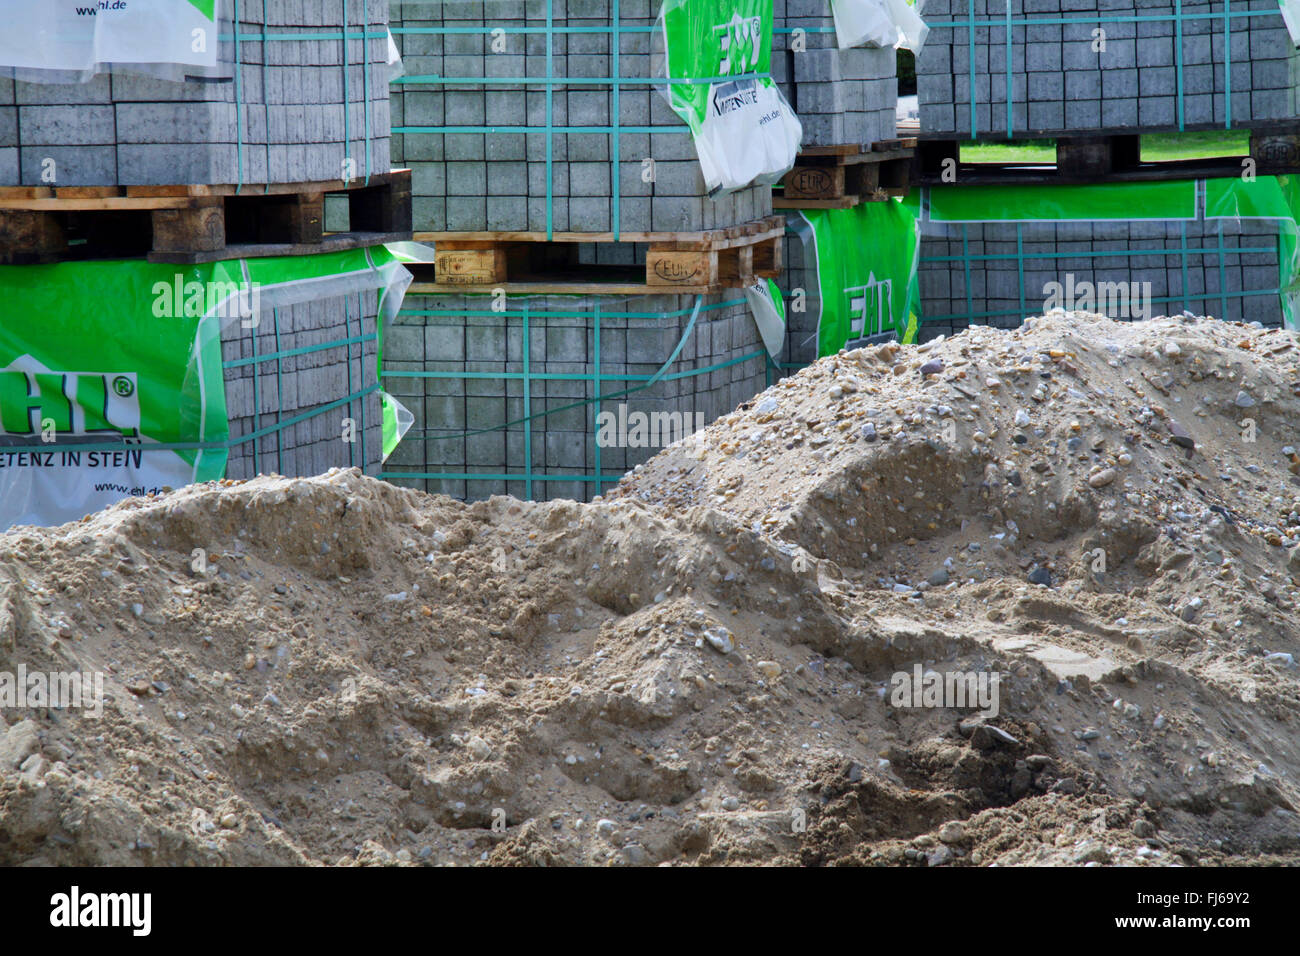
[2,311,1299,866]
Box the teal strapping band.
[928,5,1284,137]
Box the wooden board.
[0,170,412,264]
[409,216,783,294]
[776,139,913,207]
[414,215,784,251]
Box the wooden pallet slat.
[1251,128,1300,173]
[0,169,413,265]
[412,215,784,294]
[773,140,914,210]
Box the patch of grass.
[1140,130,1249,162]
[956,131,1252,165]
[959,139,1055,163]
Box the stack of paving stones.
[0,0,391,186]
[777,226,822,370]
[773,0,899,147]
[221,288,384,480]
[389,0,771,233]
[382,291,767,501]
[917,0,1297,137]
[916,217,1286,338]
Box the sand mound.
[2,312,1299,866]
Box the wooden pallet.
[773,139,916,210]
[409,215,784,295]
[915,125,1300,186]
[0,169,412,265]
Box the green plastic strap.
[923,243,1276,264]
[392,25,659,35]
[222,332,377,369]
[0,386,379,456]
[273,304,284,472]
[363,0,372,185]
[612,0,621,240]
[233,0,244,192]
[218,30,386,41]
[962,224,973,320]
[344,0,351,191]
[968,0,976,140]
[921,288,1282,324]
[345,285,356,469]
[545,1,554,239]
[1016,222,1025,317]
[1226,0,1233,128]
[1004,0,1012,140]
[393,74,766,86]
[261,0,270,193]
[1176,0,1185,131]
[593,301,602,491]
[923,244,1277,263]
[523,302,533,496]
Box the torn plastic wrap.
[386,27,405,84]
[745,278,788,357]
[831,0,929,52]
[656,0,802,196]
[1204,175,1300,329]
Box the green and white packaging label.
[0,246,411,531]
[659,0,802,195]
[0,0,219,73]
[789,200,923,356]
[831,0,929,52]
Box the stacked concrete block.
[916,217,1286,338]
[773,0,900,147]
[778,226,822,369]
[382,291,768,501]
[220,288,384,480]
[918,0,1298,138]
[1,0,391,186]
[390,0,770,233]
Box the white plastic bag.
[886,0,930,52]
[1281,0,1300,46]
[830,0,929,53]
[690,78,804,196]
[744,280,787,358]
[829,0,898,50]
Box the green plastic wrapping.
[0,246,410,529]
[789,199,923,356]
[659,0,802,194]
[906,175,1300,329]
